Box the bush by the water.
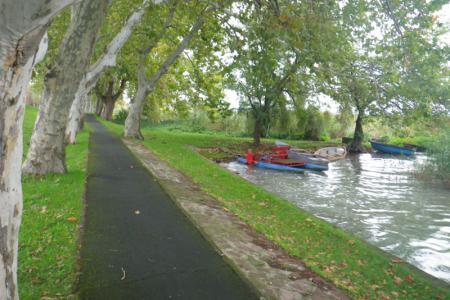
[417,127,450,186]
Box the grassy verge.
[19,106,89,298]
[101,120,449,300]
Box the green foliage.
[31,8,71,95]
[20,107,88,298]
[113,107,129,123]
[226,0,344,144]
[329,0,448,150]
[304,106,326,141]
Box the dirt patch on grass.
[195,143,277,162]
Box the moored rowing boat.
[237,157,305,173]
[370,140,415,156]
[314,147,347,161]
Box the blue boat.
[302,163,328,171]
[237,157,305,173]
[370,140,415,156]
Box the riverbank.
[101,119,450,300]
[19,107,88,298]
[125,138,348,299]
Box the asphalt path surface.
[78,116,258,300]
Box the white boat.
[314,147,347,161]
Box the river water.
[222,154,450,282]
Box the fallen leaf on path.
[67,217,77,222]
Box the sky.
[223,4,450,113]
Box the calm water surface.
[222,154,450,282]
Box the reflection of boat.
[237,157,305,173]
[314,147,347,161]
[370,140,415,156]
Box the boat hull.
[237,157,305,173]
[287,150,329,167]
[370,141,415,156]
[314,147,347,161]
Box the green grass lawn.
[102,119,450,300]
[19,106,89,298]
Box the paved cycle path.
[78,116,258,299]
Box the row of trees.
[0,0,448,298]
[0,0,230,298]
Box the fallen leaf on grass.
[394,276,402,285]
[391,258,403,264]
[404,275,414,282]
[66,216,77,222]
[258,202,267,207]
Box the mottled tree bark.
[23,0,111,175]
[124,69,148,139]
[97,78,127,121]
[0,2,74,298]
[349,108,365,153]
[95,97,104,116]
[65,94,87,144]
[65,0,150,143]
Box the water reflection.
[222,153,450,282]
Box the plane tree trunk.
[65,0,149,143]
[65,94,87,144]
[23,0,111,175]
[349,107,365,153]
[253,117,263,147]
[0,2,74,298]
[124,4,205,139]
[96,98,104,116]
[97,78,127,121]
